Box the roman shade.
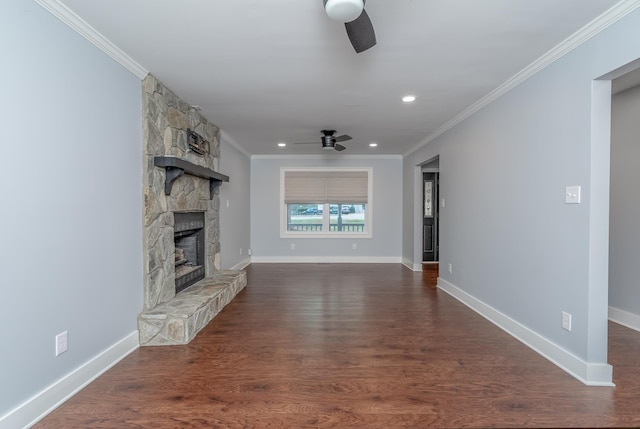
[284,170,368,204]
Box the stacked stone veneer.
[138,74,246,345]
[139,271,246,345]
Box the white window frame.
[280,167,373,239]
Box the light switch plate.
[561,311,572,331]
[565,186,581,204]
[56,331,68,356]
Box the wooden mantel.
[154,156,229,199]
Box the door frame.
[412,158,440,271]
[422,170,439,262]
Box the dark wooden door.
[422,172,439,261]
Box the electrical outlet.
[239,248,243,255]
[248,248,252,256]
[448,263,452,274]
[56,331,68,356]
[441,198,445,208]
[290,243,295,250]
[352,243,357,250]
[562,311,572,331]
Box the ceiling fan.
[294,130,352,151]
[323,0,376,53]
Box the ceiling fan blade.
[345,9,376,53]
[334,143,347,151]
[293,141,321,145]
[333,134,352,142]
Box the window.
[281,168,372,238]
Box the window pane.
[329,204,366,232]
[287,204,323,232]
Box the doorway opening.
[420,157,440,287]
[421,157,439,263]
[608,64,640,334]
[422,172,439,262]
[588,57,640,385]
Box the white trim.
[609,306,640,332]
[413,165,424,267]
[229,257,251,271]
[588,79,613,365]
[251,256,402,264]
[402,258,423,271]
[437,279,614,386]
[403,0,640,158]
[0,331,139,429]
[34,0,148,79]
[220,131,251,158]
[252,154,402,160]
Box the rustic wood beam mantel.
[154,156,229,199]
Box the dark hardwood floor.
[422,263,439,289]
[35,264,640,428]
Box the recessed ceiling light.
[369,143,378,147]
[402,95,416,103]
[277,142,286,147]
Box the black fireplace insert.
[174,212,205,294]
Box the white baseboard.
[251,256,402,264]
[609,306,640,332]
[229,257,251,271]
[437,278,614,386]
[0,331,139,429]
[402,258,422,271]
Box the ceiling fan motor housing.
[322,135,336,150]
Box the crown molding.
[34,0,148,79]
[220,131,252,158]
[403,0,640,158]
[36,0,640,159]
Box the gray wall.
[219,138,251,269]
[251,156,402,260]
[403,9,640,366]
[0,0,142,418]
[609,84,640,316]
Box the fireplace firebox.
[174,212,205,294]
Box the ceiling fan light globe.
[322,145,334,151]
[325,0,364,22]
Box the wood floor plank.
[34,263,640,428]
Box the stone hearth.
[138,271,246,345]
[138,74,245,345]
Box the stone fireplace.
[138,74,246,345]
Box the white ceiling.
[55,0,623,156]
